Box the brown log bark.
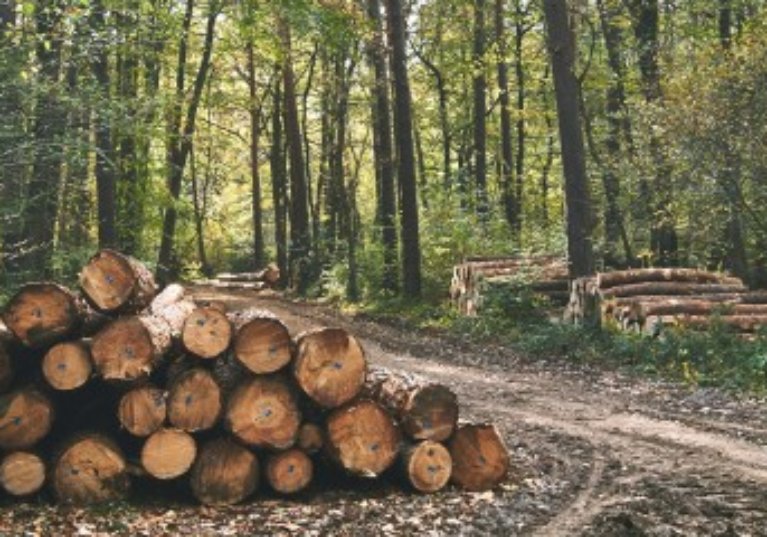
[293,328,366,409]
[231,308,292,374]
[140,428,197,480]
[325,399,401,478]
[224,376,301,450]
[363,366,458,442]
[118,385,167,437]
[0,451,46,496]
[0,388,53,450]
[601,282,746,299]
[182,306,232,359]
[402,440,452,494]
[2,283,83,348]
[297,423,324,455]
[190,438,259,506]
[597,268,736,289]
[0,338,14,393]
[42,340,92,391]
[79,249,157,313]
[167,368,222,432]
[448,423,509,491]
[266,448,313,494]
[633,300,767,319]
[645,314,767,334]
[52,433,130,504]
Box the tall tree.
[270,69,289,288]
[543,0,594,277]
[385,0,421,296]
[473,0,488,217]
[366,0,398,292]
[247,41,265,269]
[495,0,518,235]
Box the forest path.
[192,286,767,536]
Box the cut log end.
[404,441,452,493]
[325,399,400,478]
[0,389,54,450]
[294,328,367,408]
[297,423,324,454]
[79,249,156,312]
[53,434,130,504]
[0,452,46,496]
[168,368,222,432]
[91,318,155,381]
[118,386,167,437]
[2,283,80,348]
[190,438,259,506]
[141,428,197,480]
[225,376,300,450]
[182,307,233,359]
[234,317,292,374]
[266,448,313,494]
[449,424,510,491]
[402,385,458,442]
[43,341,92,391]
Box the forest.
[1,0,766,301]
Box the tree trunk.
[270,69,289,288]
[448,423,509,491]
[544,0,594,277]
[385,0,422,297]
[496,0,518,234]
[79,249,157,313]
[473,0,488,218]
[247,41,266,269]
[514,2,527,236]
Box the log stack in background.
[0,249,510,505]
[450,255,569,317]
[565,268,767,336]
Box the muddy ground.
[2,286,766,536]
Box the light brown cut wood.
[232,309,292,374]
[52,434,130,504]
[42,341,92,390]
[167,368,222,432]
[190,438,259,506]
[293,328,367,408]
[600,282,746,299]
[403,441,452,493]
[0,389,53,449]
[79,249,157,313]
[118,386,167,437]
[2,283,82,348]
[0,451,46,496]
[596,268,735,289]
[325,399,401,478]
[141,428,197,480]
[225,376,301,449]
[266,448,313,494]
[182,307,233,359]
[449,424,510,491]
[297,423,324,454]
[363,366,458,442]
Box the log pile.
[565,268,767,336]
[0,250,509,505]
[195,263,281,291]
[450,255,569,316]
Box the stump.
[52,434,130,504]
[266,448,313,494]
[448,424,509,491]
[182,307,232,359]
[293,328,366,408]
[2,283,82,348]
[141,428,197,480]
[42,341,92,391]
[0,451,46,496]
[0,389,54,449]
[118,386,167,437]
[167,368,222,432]
[232,310,292,374]
[190,438,259,506]
[325,399,400,478]
[224,376,300,450]
[297,423,324,454]
[79,249,157,313]
[403,441,452,493]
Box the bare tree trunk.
[385,0,421,296]
[495,0,518,235]
[270,69,289,288]
[473,0,488,218]
[247,41,265,269]
[543,0,594,277]
[513,1,528,237]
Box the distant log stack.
[450,255,570,316]
[565,267,767,336]
[194,263,281,291]
[0,249,511,506]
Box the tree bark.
[473,0,488,218]
[495,0,518,234]
[247,41,266,269]
[270,69,289,288]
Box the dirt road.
[3,287,766,536]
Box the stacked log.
[566,268,767,336]
[0,249,510,506]
[451,255,569,316]
[195,263,281,291]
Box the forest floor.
[3,285,767,536]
